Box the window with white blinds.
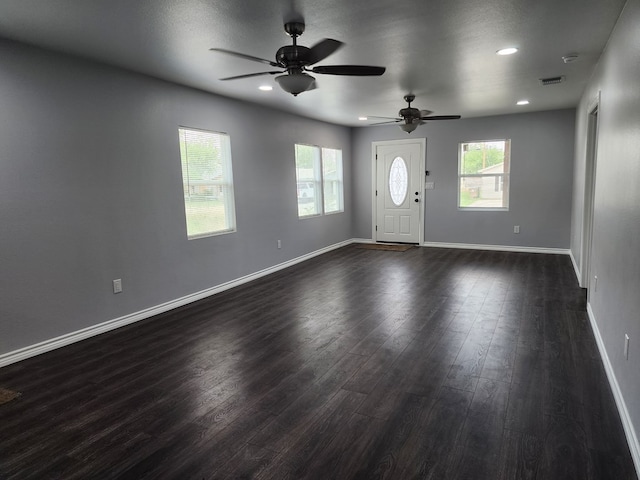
[178,127,236,238]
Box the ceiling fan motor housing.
[399,107,421,121]
[276,45,311,70]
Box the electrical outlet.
[113,279,122,294]
[624,334,630,360]
[513,225,520,234]
[425,182,435,190]
[277,240,282,249]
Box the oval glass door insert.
[389,156,408,206]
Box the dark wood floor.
[0,246,637,479]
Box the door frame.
[581,92,600,290]
[371,138,426,244]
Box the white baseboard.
[0,239,354,369]
[422,241,570,255]
[356,239,569,255]
[586,303,640,476]
[568,249,583,287]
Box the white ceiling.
[0,0,627,126]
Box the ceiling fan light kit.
[211,20,385,96]
[275,73,315,96]
[399,121,419,133]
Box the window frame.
[295,143,344,218]
[321,147,344,215]
[457,138,511,211]
[295,144,323,218]
[178,126,237,239]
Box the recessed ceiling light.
[358,116,368,121]
[497,47,518,56]
[517,100,530,105]
[258,85,273,91]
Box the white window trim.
[178,126,237,239]
[457,138,511,211]
[295,143,344,218]
[321,147,344,215]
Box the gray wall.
[352,110,576,248]
[0,39,352,355]
[571,0,640,451]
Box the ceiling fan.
[369,94,461,133]
[210,21,385,96]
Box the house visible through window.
[178,127,236,238]
[295,144,344,217]
[458,139,511,209]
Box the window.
[295,144,322,217]
[458,139,511,209]
[178,127,236,238]
[388,156,409,206]
[321,147,344,214]
[295,144,343,217]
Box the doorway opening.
[582,96,599,291]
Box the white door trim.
[581,92,600,289]
[371,138,426,244]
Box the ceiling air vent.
[539,76,565,86]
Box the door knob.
[414,199,419,203]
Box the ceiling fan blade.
[366,115,402,121]
[310,65,386,76]
[308,39,344,64]
[420,115,462,120]
[219,71,283,81]
[210,48,280,67]
[370,120,401,125]
[419,109,433,117]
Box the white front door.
[374,140,425,244]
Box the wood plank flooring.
[0,246,636,479]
